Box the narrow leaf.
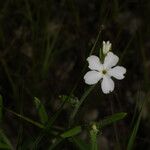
[100,112,127,128]
[60,126,82,138]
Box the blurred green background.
[0,0,150,149]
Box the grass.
[0,0,150,149]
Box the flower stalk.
[90,123,99,150]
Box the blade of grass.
[0,130,14,150]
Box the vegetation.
[0,0,150,149]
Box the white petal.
[101,76,114,94]
[87,55,102,71]
[84,71,102,85]
[104,52,119,69]
[108,66,126,80]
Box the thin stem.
[90,124,99,150]
[70,85,95,125]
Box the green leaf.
[34,97,48,124]
[100,112,127,128]
[0,95,3,123]
[60,126,82,138]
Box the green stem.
[70,85,95,125]
[90,132,98,150]
[90,124,99,150]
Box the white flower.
[102,41,112,54]
[84,52,126,94]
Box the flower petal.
[87,55,102,71]
[101,76,114,94]
[84,71,102,85]
[108,66,126,80]
[104,52,119,69]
